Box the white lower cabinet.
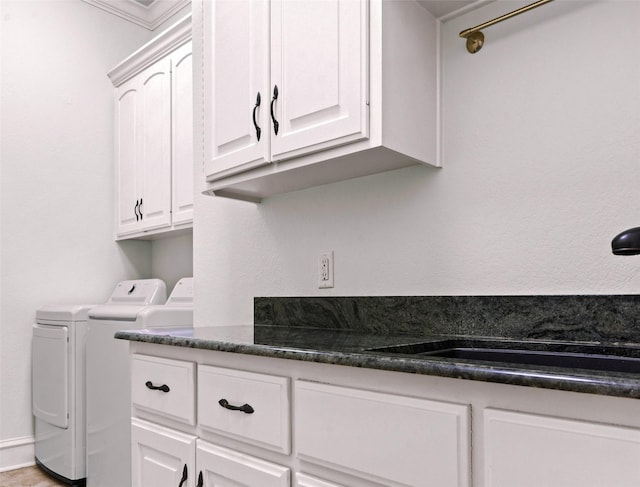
[483,408,640,487]
[131,361,291,487]
[132,418,289,487]
[128,343,640,487]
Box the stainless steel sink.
[366,338,640,373]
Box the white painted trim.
[108,14,192,87]
[0,436,35,472]
[80,0,190,31]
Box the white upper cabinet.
[205,0,365,182]
[109,15,193,240]
[196,0,439,202]
[170,42,194,227]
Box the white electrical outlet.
[318,251,334,288]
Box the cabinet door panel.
[171,41,194,226]
[196,440,289,487]
[205,0,270,180]
[270,0,368,162]
[484,408,640,487]
[116,79,141,236]
[295,380,470,487]
[131,418,196,487]
[139,58,172,231]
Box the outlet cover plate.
[318,251,334,289]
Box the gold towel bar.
[459,0,555,53]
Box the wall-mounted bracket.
[459,0,554,54]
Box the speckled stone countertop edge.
[115,327,640,400]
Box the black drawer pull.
[196,471,203,487]
[178,464,188,487]
[218,398,254,414]
[145,381,170,393]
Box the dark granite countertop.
[115,324,640,400]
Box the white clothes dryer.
[86,278,193,487]
[33,304,96,486]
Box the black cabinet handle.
[218,398,254,414]
[196,471,203,487]
[178,464,188,487]
[252,92,262,141]
[139,198,143,220]
[134,199,140,221]
[145,381,170,393]
[270,85,279,135]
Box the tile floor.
[0,465,67,487]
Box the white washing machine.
[86,278,193,487]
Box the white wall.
[0,0,191,469]
[152,233,194,292]
[193,0,640,326]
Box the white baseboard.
[0,436,35,472]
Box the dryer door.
[32,324,68,428]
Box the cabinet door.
[205,0,270,181]
[269,0,368,162]
[483,408,640,487]
[196,440,289,487]
[115,77,141,236]
[138,57,172,232]
[171,41,194,226]
[296,380,470,487]
[132,418,197,487]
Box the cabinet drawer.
[198,365,290,453]
[131,354,195,425]
[295,380,470,487]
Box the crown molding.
[108,14,191,86]
[81,0,191,31]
